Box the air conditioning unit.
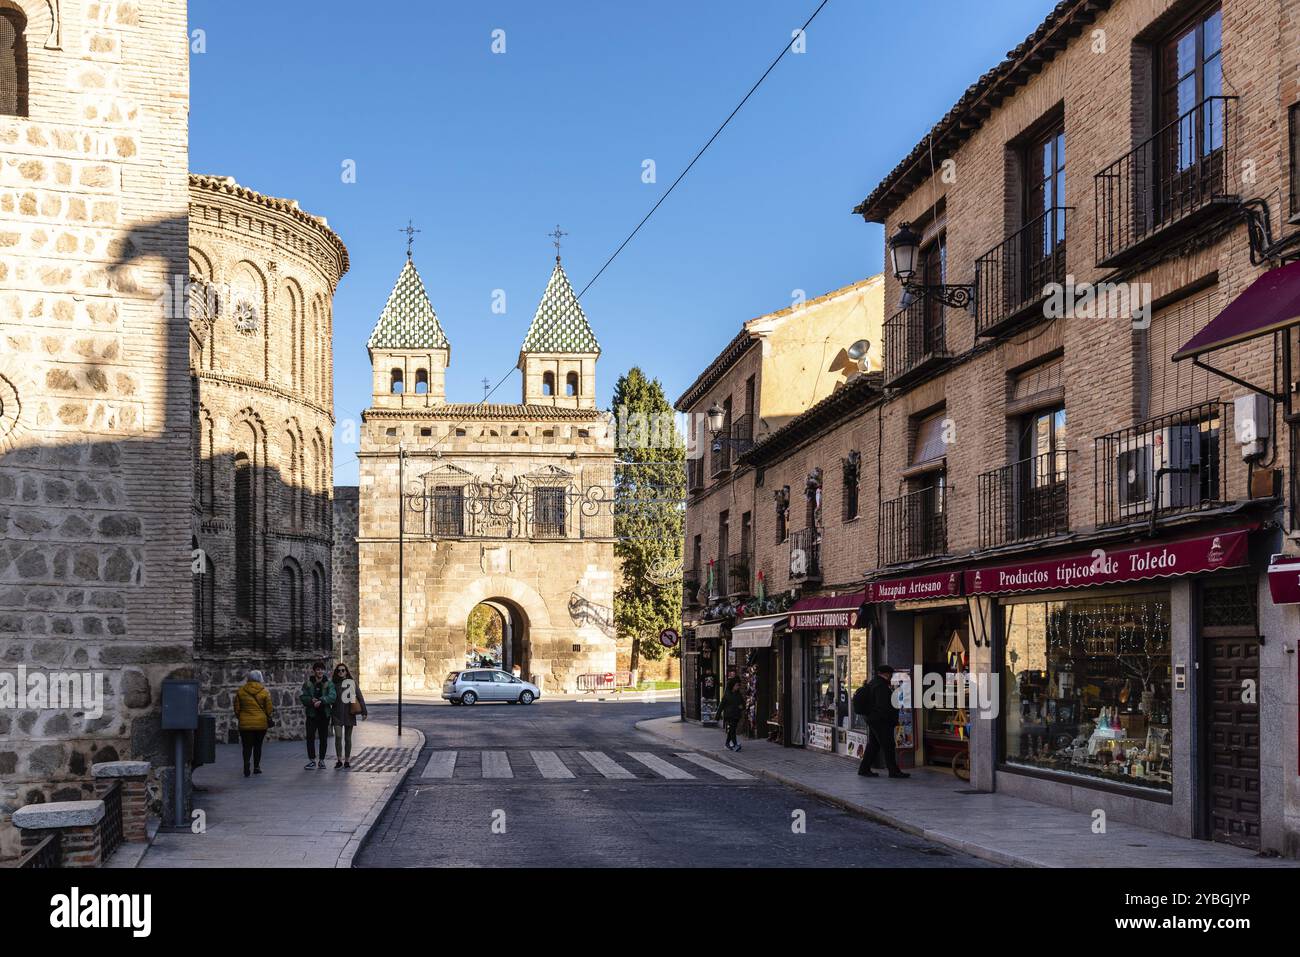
[1115,426,1202,518]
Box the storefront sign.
[846,730,868,759]
[1267,553,1300,604]
[790,592,868,630]
[965,527,1252,596]
[806,722,833,751]
[866,572,962,603]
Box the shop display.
[807,637,835,725]
[922,621,970,768]
[1003,593,1173,791]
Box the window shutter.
[912,411,948,467]
[1147,289,1219,419]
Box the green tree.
[612,367,685,675]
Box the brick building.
[678,0,1300,857]
[0,0,191,857]
[355,254,617,695]
[676,277,883,723]
[187,174,348,743]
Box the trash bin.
[192,714,217,767]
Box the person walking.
[300,660,336,769]
[233,670,273,777]
[719,678,745,752]
[856,665,909,778]
[330,663,368,769]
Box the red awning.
[1173,260,1300,361]
[865,571,963,603]
[790,591,868,630]
[964,526,1253,596]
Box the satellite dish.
[847,339,872,374]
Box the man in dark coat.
[856,665,909,778]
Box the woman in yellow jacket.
[234,670,274,777]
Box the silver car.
[443,669,540,706]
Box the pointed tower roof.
[367,258,449,351]
[520,258,601,355]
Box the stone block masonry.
[0,0,192,859]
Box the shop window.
[0,6,27,118]
[1002,592,1173,791]
[807,636,835,726]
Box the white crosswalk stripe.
[674,752,755,780]
[482,751,513,778]
[578,750,636,779]
[530,750,575,779]
[625,751,696,779]
[421,751,457,779]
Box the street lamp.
[888,221,975,311]
[706,402,726,435]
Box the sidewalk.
[139,718,423,869]
[637,716,1297,869]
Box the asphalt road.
[355,699,993,868]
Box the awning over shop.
[865,571,963,603]
[965,526,1253,596]
[1267,553,1300,604]
[695,622,723,640]
[728,614,789,648]
[1173,260,1300,362]
[790,592,868,630]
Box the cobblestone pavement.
[355,700,991,868]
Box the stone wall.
[331,485,359,676]
[0,0,192,859]
[187,174,348,742]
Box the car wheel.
[519,691,535,705]
[461,691,477,706]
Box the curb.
[337,727,426,869]
[633,719,1033,869]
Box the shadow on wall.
[0,214,195,856]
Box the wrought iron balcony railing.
[1094,96,1237,267]
[731,413,755,456]
[978,451,1074,549]
[710,432,732,477]
[727,551,751,596]
[1094,402,1229,528]
[788,528,822,583]
[883,298,952,388]
[975,206,1070,338]
[880,484,950,565]
[402,475,614,540]
[686,457,705,493]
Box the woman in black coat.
[719,679,745,752]
[330,663,368,769]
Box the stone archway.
[446,577,553,686]
[465,599,528,675]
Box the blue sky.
[190,0,1054,484]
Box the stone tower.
[517,257,600,410]
[368,257,450,409]
[0,1,191,856]
[354,254,617,696]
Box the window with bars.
[842,452,860,521]
[774,488,788,544]
[534,486,566,537]
[433,485,464,536]
[1145,288,1220,419]
[0,7,27,118]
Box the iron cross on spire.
[481,377,492,400]
[400,220,421,259]
[548,224,568,260]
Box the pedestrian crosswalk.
[419,749,755,784]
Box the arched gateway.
[354,251,617,695]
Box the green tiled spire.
[520,258,601,355]
[367,258,449,350]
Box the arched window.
[312,563,327,648]
[542,371,555,396]
[565,372,579,396]
[0,6,28,118]
[234,453,255,621]
[284,431,301,528]
[280,559,302,650]
[193,547,215,650]
[414,368,429,394]
[390,368,404,394]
